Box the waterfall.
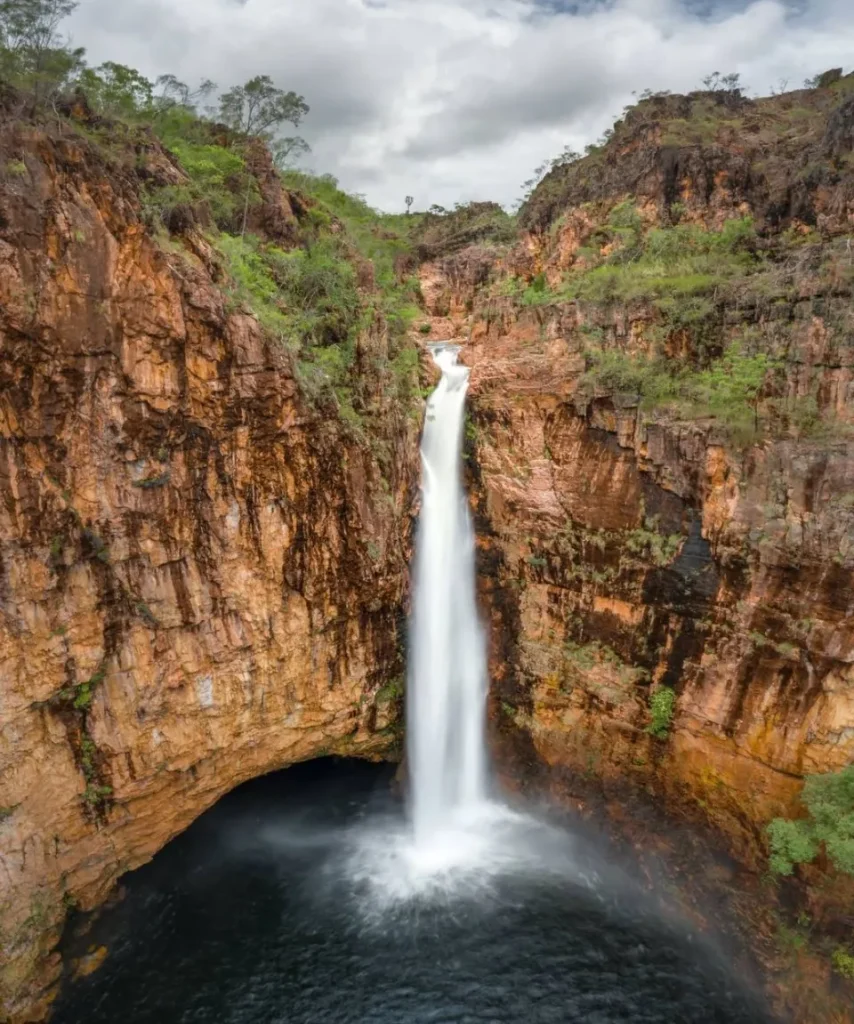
[407,343,488,844]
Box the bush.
[563,216,757,306]
[767,766,854,876]
[647,686,676,739]
[832,948,854,981]
[279,170,424,347]
[142,108,254,231]
[581,341,777,444]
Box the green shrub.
[132,471,171,489]
[564,217,757,306]
[624,520,684,566]
[391,346,420,402]
[767,766,854,876]
[832,948,854,980]
[581,341,776,443]
[647,686,676,739]
[142,127,253,232]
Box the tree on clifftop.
[0,0,83,106]
[218,75,309,139]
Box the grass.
[580,341,777,444]
[563,216,757,305]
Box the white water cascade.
[407,343,488,844]
[343,344,572,901]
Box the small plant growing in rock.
[375,678,403,703]
[83,784,113,807]
[647,686,676,739]
[832,947,854,981]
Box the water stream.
[408,343,487,842]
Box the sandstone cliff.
[0,99,418,1019]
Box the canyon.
[2,75,854,1022]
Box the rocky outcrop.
[464,310,854,857]
[0,116,417,1019]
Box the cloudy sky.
[66,0,853,213]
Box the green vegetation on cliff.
[646,687,676,739]
[767,766,854,877]
[0,0,426,432]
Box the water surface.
[54,760,772,1024]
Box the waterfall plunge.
[407,344,488,845]
[343,343,553,899]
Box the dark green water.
[53,760,772,1024]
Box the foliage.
[767,766,854,876]
[701,71,744,96]
[218,74,308,138]
[280,168,423,344]
[220,233,362,352]
[375,678,403,703]
[413,200,515,258]
[580,341,776,443]
[0,0,83,103]
[832,948,854,980]
[563,640,648,688]
[70,666,106,710]
[77,61,153,118]
[82,783,112,806]
[564,216,757,305]
[271,135,311,170]
[517,145,581,208]
[647,686,676,739]
[624,519,683,567]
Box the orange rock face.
[0,124,416,1019]
[415,253,854,964]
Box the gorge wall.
[3,73,854,1024]
[0,106,417,1020]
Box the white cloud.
[66,0,854,212]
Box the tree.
[217,76,310,237]
[153,74,216,113]
[0,0,83,105]
[768,766,854,876]
[405,195,414,215]
[217,75,309,139]
[272,135,311,170]
[701,71,743,94]
[804,68,843,90]
[77,62,154,118]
